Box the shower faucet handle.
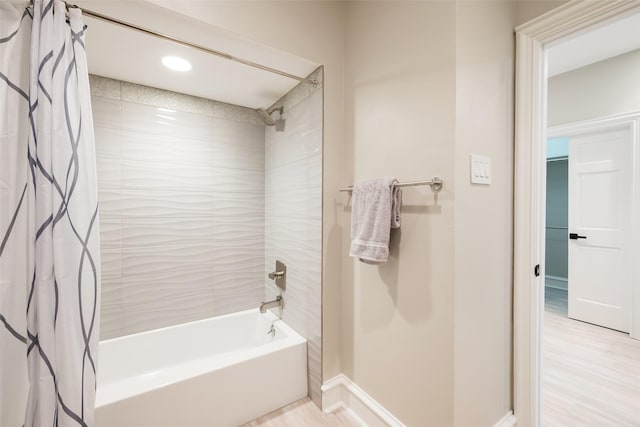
[268,260,286,291]
[268,270,285,279]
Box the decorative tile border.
[213,101,264,126]
[89,75,121,100]
[121,80,214,117]
[89,74,263,125]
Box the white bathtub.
[95,309,307,427]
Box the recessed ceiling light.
[162,56,192,72]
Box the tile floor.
[242,397,359,427]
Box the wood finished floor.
[241,397,359,427]
[543,287,640,427]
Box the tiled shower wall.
[265,68,323,405]
[92,71,324,404]
[91,75,266,339]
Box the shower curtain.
[0,1,101,426]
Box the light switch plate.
[470,155,491,185]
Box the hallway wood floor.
[543,287,640,427]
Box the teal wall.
[545,158,568,285]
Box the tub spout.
[260,296,282,313]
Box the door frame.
[514,1,640,426]
[549,114,640,333]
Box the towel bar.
[339,177,443,193]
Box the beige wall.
[344,2,521,425]
[516,0,568,26]
[343,2,457,425]
[548,49,640,127]
[453,2,516,426]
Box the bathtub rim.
[98,307,299,346]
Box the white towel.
[349,177,402,264]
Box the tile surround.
[91,75,266,339]
[91,69,324,408]
[265,68,323,406]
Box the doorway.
[514,2,640,426]
[542,117,640,426]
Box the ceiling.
[547,12,640,77]
[79,2,640,102]
[77,1,320,109]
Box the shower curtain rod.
[59,2,318,86]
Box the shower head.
[274,118,286,132]
[256,108,276,126]
[255,106,286,132]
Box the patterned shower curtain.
[0,1,101,426]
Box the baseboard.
[322,375,516,427]
[493,411,516,427]
[321,374,406,427]
[545,275,567,291]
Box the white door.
[568,124,632,333]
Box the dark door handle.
[569,233,587,240]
